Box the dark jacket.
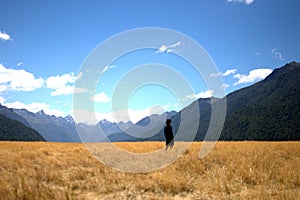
[164,125,174,145]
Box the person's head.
[166,119,171,125]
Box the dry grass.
[0,141,299,199]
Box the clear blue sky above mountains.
[0,0,299,123]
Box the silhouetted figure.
[164,119,174,150]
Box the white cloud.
[186,90,214,100]
[222,84,229,88]
[74,87,88,93]
[17,62,23,67]
[73,108,147,124]
[254,52,261,56]
[46,73,76,89]
[72,109,99,125]
[272,48,284,61]
[103,66,109,73]
[245,0,254,5]
[233,68,273,86]
[0,64,89,96]
[209,72,222,77]
[46,73,87,96]
[102,65,116,74]
[127,107,167,123]
[223,69,237,76]
[227,0,254,5]
[156,45,168,53]
[0,31,11,41]
[77,72,83,80]
[73,104,176,124]
[50,86,88,96]
[4,101,65,117]
[0,96,5,104]
[109,108,156,123]
[156,41,182,53]
[162,103,180,111]
[0,63,44,92]
[210,68,237,77]
[93,92,110,103]
[168,41,181,48]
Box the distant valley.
[0,62,299,142]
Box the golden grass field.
[0,142,299,200]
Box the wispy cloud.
[4,101,65,117]
[74,104,174,124]
[46,73,87,96]
[245,0,254,5]
[17,62,23,67]
[272,48,284,61]
[233,68,273,86]
[157,45,168,53]
[110,106,175,123]
[223,69,237,76]
[209,72,222,77]
[186,90,214,100]
[77,72,83,80]
[210,68,237,77]
[168,41,181,48]
[254,52,261,56]
[0,31,11,41]
[162,103,180,111]
[227,0,254,5]
[0,63,44,92]
[222,84,229,88]
[0,96,4,104]
[156,41,182,54]
[92,92,110,103]
[102,65,116,74]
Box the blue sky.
[0,0,299,123]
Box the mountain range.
[0,113,45,141]
[0,62,299,141]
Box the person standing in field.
[164,119,174,150]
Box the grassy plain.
[0,141,299,199]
